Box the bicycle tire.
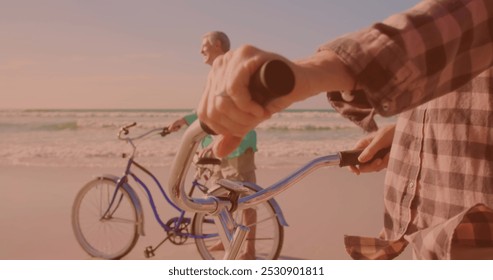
[192,185,284,260]
[72,177,139,259]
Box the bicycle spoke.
[105,217,139,225]
[244,214,277,227]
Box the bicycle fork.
[207,179,256,260]
[213,207,250,260]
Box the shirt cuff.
[319,27,414,117]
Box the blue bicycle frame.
[108,157,217,240]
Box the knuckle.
[215,97,230,112]
[225,84,240,99]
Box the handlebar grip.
[248,59,295,106]
[160,127,170,137]
[200,121,216,135]
[338,147,391,167]
[200,59,295,135]
[121,122,137,135]
[196,157,222,165]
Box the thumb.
[213,135,243,158]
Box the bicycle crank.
[144,217,191,258]
[166,217,190,245]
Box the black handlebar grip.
[248,59,295,106]
[200,59,295,135]
[196,157,222,166]
[338,147,391,167]
[200,121,216,135]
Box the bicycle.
[72,60,387,260]
[71,123,287,260]
[168,120,389,259]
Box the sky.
[1,0,420,110]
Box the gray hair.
[204,31,230,52]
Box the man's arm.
[198,0,493,157]
[322,0,493,116]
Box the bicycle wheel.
[192,186,284,260]
[72,177,139,259]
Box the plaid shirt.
[322,0,493,259]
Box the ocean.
[0,109,395,168]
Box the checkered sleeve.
[321,0,493,116]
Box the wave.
[1,108,397,168]
[80,119,356,132]
[258,122,356,131]
[0,121,79,132]
[0,108,336,119]
[0,109,194,119]
[0,120,184,132]
[1,108,359,132]
[41,121,79,131]
[0,131,361,168]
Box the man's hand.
[197,45,359,158]
[197,45,315,157]
[197,46,285,157]
[168,118,187,132]
[349,124,395,175]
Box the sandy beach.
[0,157,411,260]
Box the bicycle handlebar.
[168,120,391,214]
[338,147,391,167]
[167,60,390,214]
[168,128,391,214]
[117,123,170,141]
[120,122,137,136]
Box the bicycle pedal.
[144,246,155,258]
